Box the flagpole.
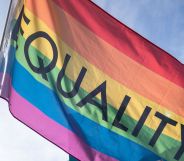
[0,0,13,53]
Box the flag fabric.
[2,0,184,160]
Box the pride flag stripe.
[10,89,117,161]
[52,0,184,88]
[16,33,183,142]
[11,59,164,161]
[24,1,184,118]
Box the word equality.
[13,11,184,161]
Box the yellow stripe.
[21,7,183,141]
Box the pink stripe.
[9,88,117,161]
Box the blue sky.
[0,0,10,42]
[0,1,184,161]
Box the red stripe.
[53,0,184,88]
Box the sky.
[0,0,184,161]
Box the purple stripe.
[9,87,117,161]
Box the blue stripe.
[12,59,163,161]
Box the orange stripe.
[25,0,184,117]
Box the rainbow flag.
[4,0,184,160]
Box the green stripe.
[14,34,182,161]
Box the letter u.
[56,53,87,98]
